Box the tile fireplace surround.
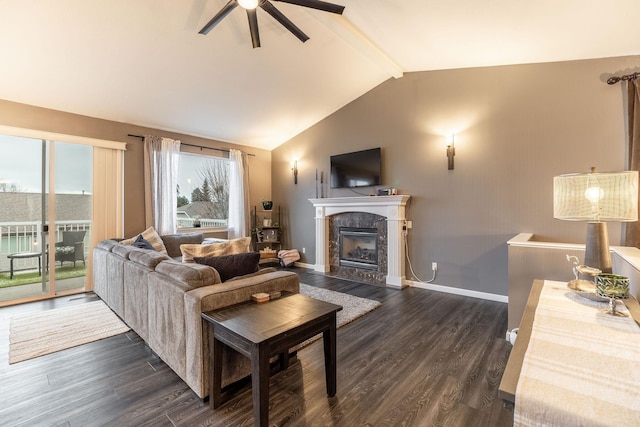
[309,195,411,288]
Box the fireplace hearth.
[339,227,378,270]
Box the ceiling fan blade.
[261,1,309,43]
[198,0,239,35]
[247,8,261,48]
[273,0,344,14]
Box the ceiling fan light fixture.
[199,0,344,45]
[238,0,259,9]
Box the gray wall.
[272,55,640,296]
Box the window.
[177,152,230,230]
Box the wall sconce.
[291,160,298,184]
[446,135,455,170]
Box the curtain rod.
[127,133,254,156]
[607,72,640,85]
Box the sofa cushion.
[180,237,252,263]
[154,260,221,289]
[161,232,204,258]
[194,252,260,282]
[129,249,171,268]
[112,243,141,259]
[97,240,117,251]
[120,226,168,254]
[226,266,277,282]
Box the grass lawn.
[0,265,87,288]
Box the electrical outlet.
[302,247,306,254]
[432,262,438,271]
[406,221,412,229]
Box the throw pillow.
[180,237,252,263]
[131,234,154,250]
[120,227,168,254]
[194,252,260,282]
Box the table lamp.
[553,168,638,272]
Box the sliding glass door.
[51,141,92,296]
[0,135,92,304]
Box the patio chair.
[55,230,86,267]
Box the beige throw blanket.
[514,280,640,426]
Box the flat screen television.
[330,148,382,189]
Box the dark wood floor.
[0,267,514,426]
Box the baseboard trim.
[407,280,508,303]
[293,261,314,269]
[289,265,508,302]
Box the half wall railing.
[177,218,228,229]
[0,221,91,274]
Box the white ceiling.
[1,0,639,150]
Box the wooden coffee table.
[201,293,342,427]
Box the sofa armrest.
[188,270,300,312]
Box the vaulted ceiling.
[1,1,639,150]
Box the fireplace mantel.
[309,195,411,288]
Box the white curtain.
[227,149,250,239]
[143,136,181,235]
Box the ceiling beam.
[309,12,405,79]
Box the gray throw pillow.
[194,252,260,282]
[132,234,155,250]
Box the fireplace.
[339,227,378,270]
[309,195,411,288]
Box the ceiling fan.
[199,0,345,48]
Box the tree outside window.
[177,153,230,228]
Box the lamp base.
[584,222,612,273]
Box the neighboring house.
[0,192,91,223]
[178,201,216,220]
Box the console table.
[499,279,640,425]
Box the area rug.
[298,283,381,347]
[9,300,130,364]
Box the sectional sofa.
[92,233,300,398]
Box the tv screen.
[330,148,382,189]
